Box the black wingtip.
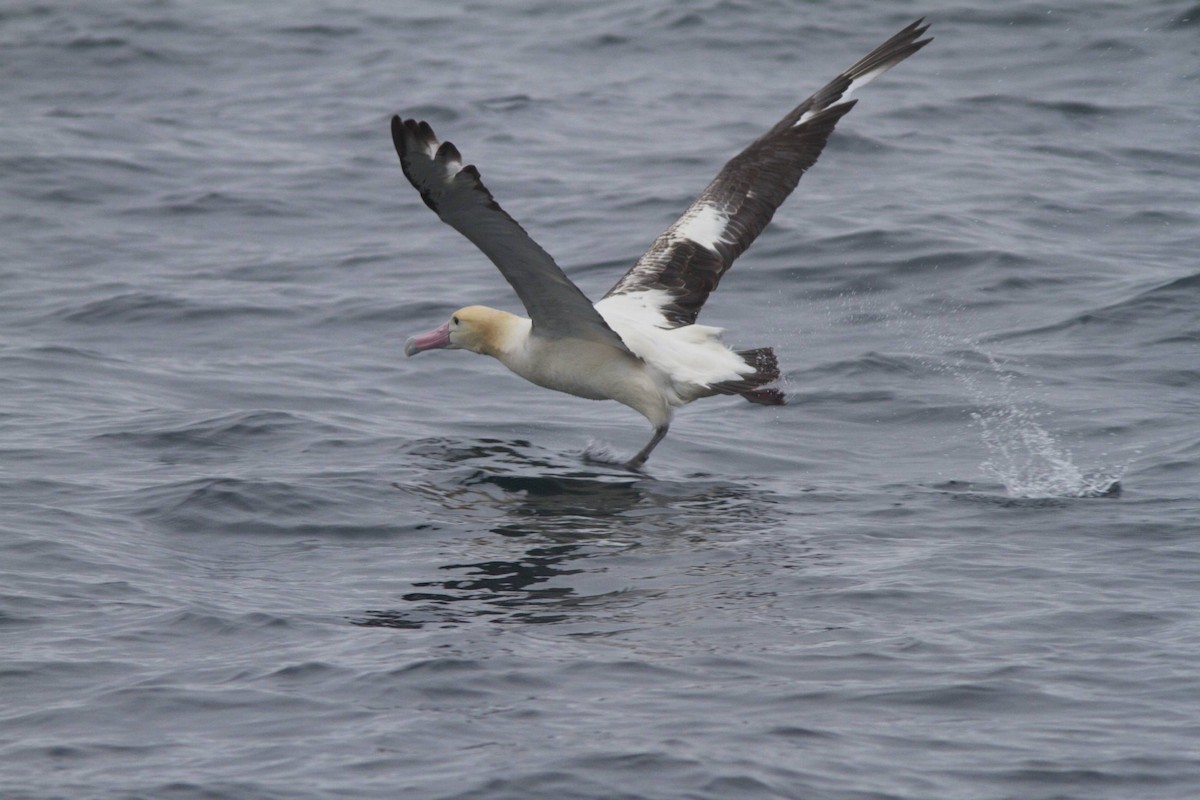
[390,115,406,157]
[902,17,931,39]
[391,116,424,157]
[391,117,446,163]
[907,17,934,52]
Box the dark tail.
[742,387,786,406]
[709,347,786,405]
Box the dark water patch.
[361,540,634,628]
[1118,208,1198,228]
[136,782,300,800]
[799,227,930,264]
[65,35,129,50]
[986,272,1200,341]
[977,271,1073,295]
[274,23,362,38]
[1130,367,1200,387]
[940,6,1070,26]
[698,773,781,800]
[958,94,1120,138]
[0,153,156,179]
[55,34,182,66]
[261,661,347,683]
[0,343,133,399]
[1024,606,1182,636]
[103,680,331,717]
[763,724,829,739]
[5,343,116,362]
[3,155,157,206]
[978,762,1187,794]
[1029,142,1120,165]
[391,550,609,627]
[789,245,1005,298]
[351,609,431,629]
[95,410,335,455]
[398,439,777,536]
[399,438,666,491]
[585,32,632,47]
[130,608,295,639]
[0,659,139,698]
[650,7,705,29]
[322,295,445,324]
[1083,37,1146,55]
[943,480,1120,504]
[1169,4,1200,28]
[1025,98,1110,120]
[803,351,927,379]
[115,13,192,34]
[1110,145,1200,170]
[369,442,782,628]
[443,771,634,800]
[333,250,394,271]
[58,291,294,325]
[466,470,643,503]
[791,388,897,408]
[136,475,430,538]
[860,681,1054,712]
[569,750,703,788]
[144,190,299,218]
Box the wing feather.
[600,19,931,328]
[391,117,629,351]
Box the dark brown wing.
[598,19,931,328]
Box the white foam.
[835,293,1125,500]
[939,335,1124,499]
[967,357,1124,499]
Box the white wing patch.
[594,288,676,329]
[436,146,464,178]
[794,62,895,127]
[840,62,893,103]
[673,203,731,252]
[595,291,751,399]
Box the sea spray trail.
[830,291,1125,498]
[965,352,1123,499]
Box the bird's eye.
[451,316,459,326]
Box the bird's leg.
[625,424,669,471]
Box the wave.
[987,272,1200,342]
[59,291,294,325]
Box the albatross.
[395,19,931,469]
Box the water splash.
[953,353,1122,499]
[581,438,626,468]
[836,294,1123,499]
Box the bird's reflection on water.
[353,438,780,629]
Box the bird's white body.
[453,304,752,430]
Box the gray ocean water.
[3,1,1199,798]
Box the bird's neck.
[477,310,532,359]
